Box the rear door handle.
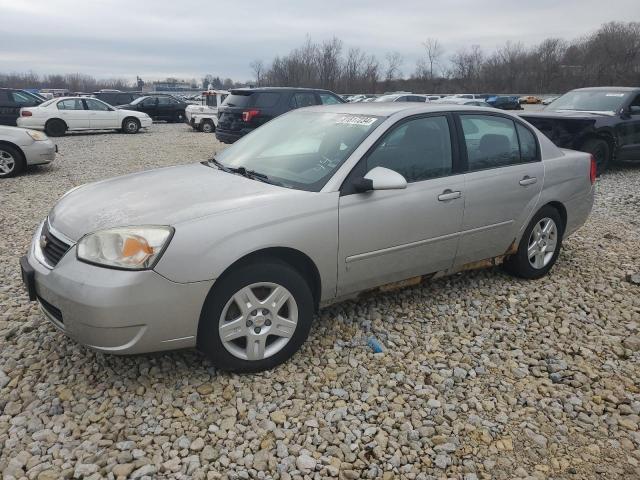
[438,189,462,201]
[519,176,537,186]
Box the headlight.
[26,130,48,141]
[77,226,173,270]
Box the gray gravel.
[1,123,640,479]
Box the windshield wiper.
[204,157,281,186]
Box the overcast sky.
[1,0,639,82]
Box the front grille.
[41,222,71,267]
[38,295,63,324]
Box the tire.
[200,120,214,133]
[174,110,185,123]
[503,205,564,279]
[122,117,140,134]
[0,144,26,178]
[45,119,66,137]
[580,138,610,175]
[197,260,314,372]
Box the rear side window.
[57,99,85,110]
[254,92,280,108]
[516,124,537,162]
[461,115,520,170]
[84,99,110,111]
[367,116,452,182]
[290,92,316,108]
[319,93,342,105]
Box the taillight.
[21,110,32,117]
[242,109,260,122]
[589,155,597,184]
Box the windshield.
[214,111,384,191]
[549,90,630,112]
[129,96,146,105]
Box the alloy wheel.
[527,217,558,269]
[218,282,298,361]
[0,149,16,175]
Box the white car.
[0,125,56,178]
[17,97,152,137]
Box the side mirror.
[354,166,407,193]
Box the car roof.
[571,86,639,92]
[230,87,336,94]
[302,102,502,117]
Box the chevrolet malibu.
[21,103,596,372]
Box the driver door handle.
[519,176,537,186]
[438,189,462,201]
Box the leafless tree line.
[254,21,640,93]
[0,72,134,92]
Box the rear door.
[617,93,640,161]
[454,113,543,266]
[85,98,119,129]
[56,98,89,129]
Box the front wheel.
[0,145,25,178]
[200,120,214,133]
[174,110,185,123]
[503,206,563,279]
[122,118,140,134]
[197,260,314,372]
[580,138,610,175]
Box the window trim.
[340,112,461,196]
[453,111,541,174]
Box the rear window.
[223,94,252,108]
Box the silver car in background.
[21,103,595,372]
[0,125,56,178]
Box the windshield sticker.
[336,115,377,126]
[605,93,625,97]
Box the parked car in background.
[93,90,143,106]
[185,89,229,133]
[21,103,595,372]
[17,97,152,136]
[519,96,542,104]
[542,96,559,105]
[486,96,522,110]
[373,94,429,103]
[520,86,640,173]
[0,88,44,126]
[439,99,492,107]
[216,87,345,143]
[116,95,187,123]
[0,125,56,178]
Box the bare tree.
[422,38,443,78]
[384,51,403,81]
[250,60,264,86]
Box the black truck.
[520,87,640,173]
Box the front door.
[617,93,640,161]
[140,97,158,118]
[454,113,544,266]
[338,114,465,296]
[84,98,119,129]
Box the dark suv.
[216,87,345,143]
[486,96,522,110]
[116,95,188,122]
[0,88,44,126]
[93,91,143,106]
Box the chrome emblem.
[39,235,48,250]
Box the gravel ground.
[1,123,639,480]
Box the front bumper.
[139,117,153,128]
[23,221,214,354]
[23,139,56,166]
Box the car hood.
[49,163,296,241]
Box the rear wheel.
[122,117,140,134]
[200,120,214,133]
[45,119,66,137]
[174,110,185,123]
[197,260,314,372]
[503,206,563,279]
[0,145,25,178]
[580,138,610,175]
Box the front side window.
[84,99,111,111]
[157,97,171,105]
[215,111,383,191]
[367,116,452,182]
[461,115,522,170]
[141,97,157,106]
[57,99,85,110]
[319,93,342,105]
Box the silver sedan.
[0,125,56,178]
[21,103,595,372]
